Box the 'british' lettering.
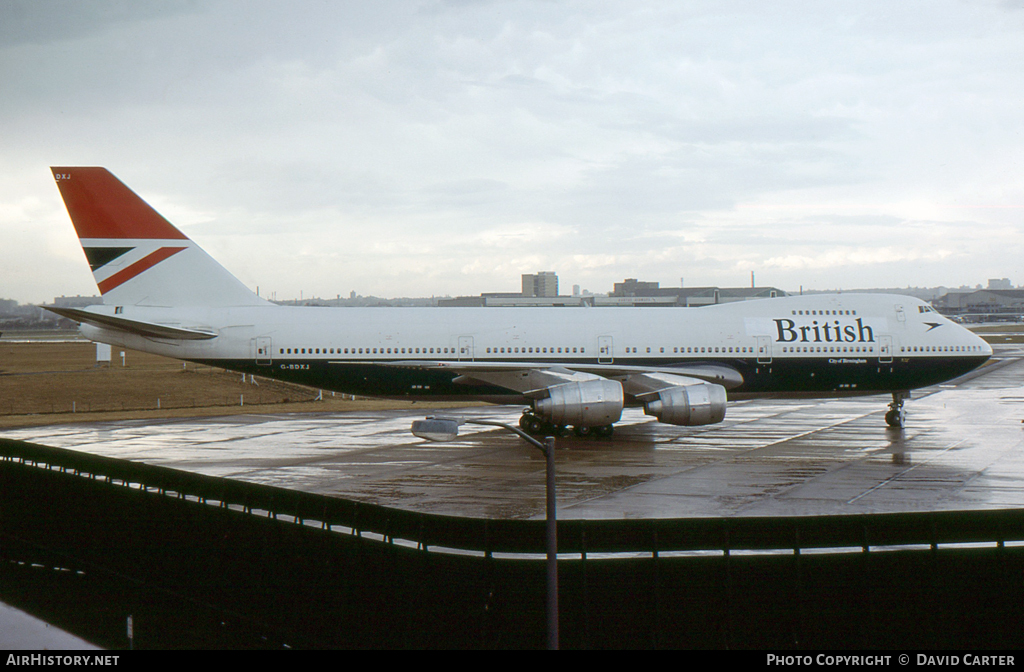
[774,318,874,343]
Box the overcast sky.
[2,0,1023,304]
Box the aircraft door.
[757,335,772,364]
[254,337,272,366]
[598,335,613,363]
[879,335,893,363]
[458,336,474,361]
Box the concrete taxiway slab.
[4,347,1023,520]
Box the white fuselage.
[78,292,991,402]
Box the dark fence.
[3,437,1024,648]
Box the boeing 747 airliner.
[46,167,992,436]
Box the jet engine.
[643,383,727,426]
[534,379,624,427]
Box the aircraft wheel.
[886,391,908,428]
[573,425,592,438]
[595,425,614,438]
[524,416,545,435]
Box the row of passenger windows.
[901,345,983,353]
[486,346,584,354]
[782,345,874,354]
[484,345,755,355]
[280,346,461,355]
[790,309,857,316]
[620,346,755,354]
[275,342,983,358]
[276,344,761,357]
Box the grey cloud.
[4,1,1024,303]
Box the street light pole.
[410,416,559,650]
[541,434,558,650]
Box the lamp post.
[411,416,559,650]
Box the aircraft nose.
[976,332,993,356]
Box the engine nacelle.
[643,383,728,426]
[534,379,624,427]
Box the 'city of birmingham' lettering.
[773,318,875,344]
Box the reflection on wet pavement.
[4,349,1022,521]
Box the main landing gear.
[519,411,614,439]
[885,391,908,428]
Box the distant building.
[522,272,558,298]
[437,296,487,307]
[438,279,786,308]
[53,295,102,308]
[988,278,1013,290]
[438,293,585,307]
[484,296,585,307]
[933,289,1024,321]
[606,279,786,306]
[611,278,660,297]
[438,293,519,307]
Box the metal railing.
[5,437,1024,558]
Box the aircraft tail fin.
[51,167,267,307]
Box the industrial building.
[933,289,1024,322]
[438,276,786,308]
[522,272,559,298]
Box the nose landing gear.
[885,391,908,428]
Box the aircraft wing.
[378,359,737,428]
[43,306,218,341]
[377,359,743,393]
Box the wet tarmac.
[0,602,100,651]
[4,346,1023,521]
